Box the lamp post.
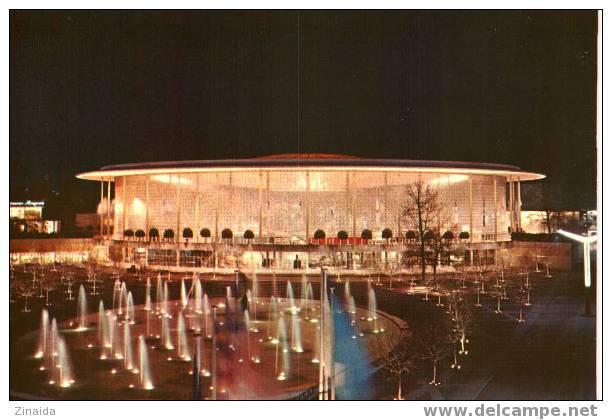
[192,331,201,400]
[211,306,218,400]
[557,230,597,316]
[318,267,328,400]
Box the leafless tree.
[402,180,444,284]
[377,329,418,400]
[416,317,451,386]
[452,293,476,356]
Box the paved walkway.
[404,273,596,400]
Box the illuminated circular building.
[77,154,545,272]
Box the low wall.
[10,238,97,253]
[509,241,572,271]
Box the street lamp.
[556,229,597,315]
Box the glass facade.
[112,169,512,244]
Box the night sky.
[10,10,597,219]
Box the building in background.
[77,154,545,272]
[9,200,59,235]
[521,209,597,235]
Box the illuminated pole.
[99,180,104,238]
[122,176,127,235]
[145,177,150,240]
[557,230,597,316]
[192,332,201,400]
[517,177,522,232]
[107,179,111,239]
[329,286,335,401]
[211,306,218,400]
[493,177,498,241]
[318,267,328,400]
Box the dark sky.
[10,10,597,215]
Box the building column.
[145,177,150,240]
[122,176,127,236]
[383,172,388,228]
[345,171,350,234]
[99,179,104,238]
[509,176,515,232]
[265,172,270,242]
[306,171,311,243]
[468,175,473,243]
[493,177,498,241]
[517,177,522,232]
[176,174,181,242]
[351,174,357,239]
[195,174,200,242]
[107,179,111,239]
[258,171,263,243]
[214,173,220,243]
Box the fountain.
[243,310,255,362]
[267,296,278,340]
[118,281,128,315]
[55,336,74,388]
[12,267,404,401]
[156,274,163,312]
[275,315,289,380]
[177,312,190,361]
[162,282,169,316]
[286,281,297,313]
[306,283,315,318]
[349,296,358,339]
[123,321,134,370]
[145,277,152,311]
[344,281,351,305]
[180,279,188,309]
[162,315,174,350]
[290,311,303,352]
[98,301,110,358]
[138,335,154,390]
[194,279,202,313]
[348,296,357,324]
[112,278,121,311]
[49,318,58,369]
[368,286,379,333]
[127,291,135,324]
[203,294,211,338]
[110,313,123,359]
[34,309,49,358]
[301,275,309,306]
[76,284,87,331]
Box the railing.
[110,233,512,246]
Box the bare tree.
[452,293,475,356]
[402,180,444,284]
[416,317,451,386]
[377,329,418,400]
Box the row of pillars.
[99,173,525,242]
